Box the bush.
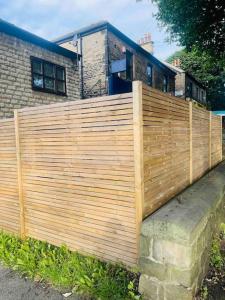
[0,231,140,300]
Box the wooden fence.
[0,81,222,265]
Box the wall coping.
[139,161,225,299]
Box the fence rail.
[0,81,222,265]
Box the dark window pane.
[147,65,152,77]
[32,60,42,74]
[163,75,168,92]
[44,78,55,90]
[56,68,65,80]
[57,81,66,93]
[44,63,55,78]
[33,74,43,88]
[147,65,152,86]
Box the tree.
[167,49,225,109]
[152,0,225,57]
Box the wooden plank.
[221,116,223,161]
[14,110,25,239]
[133,81,144,260]
[189,101,193,184]
[15,93,138,266]
[209,111,212,168]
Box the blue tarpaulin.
[111,59,126,73]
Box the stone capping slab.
[139,161,225,300]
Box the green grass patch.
[0,231,140,300]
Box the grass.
[198,223,225,300]
[0,231,141,300]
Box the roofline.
[164,61,206,89]
[54,21,176,76]
[0,19,80,60]
[186,72,206,89]
[163,61,185,74]
[52,21,108,44]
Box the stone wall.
[108,31,175,94]
[139,161,225,300]
[174,72,186,97]
[81,30,108,98]
[0,32,80,118]
[59,29,175,98]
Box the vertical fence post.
[209,111,212,169]
[189,101,193,184]
[221,116,223,162]
[14,110,25,239]
[133,81,144,258]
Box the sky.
[0,0,182,61]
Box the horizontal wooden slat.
[17,93,138,266]
[0,119,19,234]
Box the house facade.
[53,21,176,98]
[164,61,207,105]
[0,19,80,118]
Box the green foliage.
[200,286,208,300]
[0,231,140,300]
[166,49,186,64]
[210,237,224,269]
[151,0,225,57]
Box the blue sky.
[0,0,182,60]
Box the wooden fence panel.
[142,85,190,217]
[18,93,138,265]
[0,119,19,234]
[192,107,210,181]
[0,82,222,266]
[211,114,222,167]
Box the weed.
[0,231,141,300]
[210,237,223,269]
[200,285,208,299]
[220,223,225,239]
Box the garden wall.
[0,82,222,266]
[139,161,225,300]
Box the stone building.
[164,60,207,105]
[0,19,80,118]
[53,21,176,98]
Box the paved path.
[0,265,80,300]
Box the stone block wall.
[174,72,186,97]
[139,161,225,300]
[0,32,80,118]
[60,29,175,98]
[108,31,175,94]
[81,30,108,98]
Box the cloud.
[0,0,180,59]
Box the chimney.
[138,33,154,55]
[172,58,181,67]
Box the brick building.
[0,19,80,118]
[164,60,207,105]
[53,21,176,98]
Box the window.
[196,87,199,100]
[31,57,66,95]
[187,82,193,98]
[147,64,153,86]
[201,91,204,101]
[163,75,168,92]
